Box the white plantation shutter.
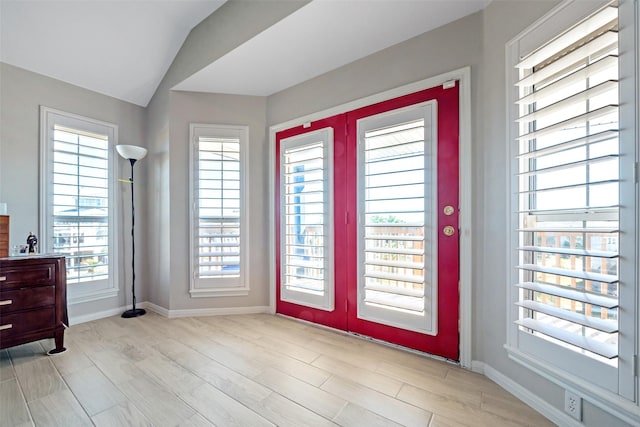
[51,125,110,284]
[357,103,438,334]
[279,128,334,310]
[514,4,619,362]
[40,107,118,302]
[190,124,248,296]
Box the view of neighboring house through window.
[40,107,118,302]
[190,124,249,297]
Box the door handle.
[0,276,6,282]
[0,300,12,306]
[0,324,12,331]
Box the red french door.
[276,82,460,360]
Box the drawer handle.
[0,299,12,306]
[0,324,12,331]
[0,276,6,281]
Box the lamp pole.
[116,145,147,318]
[122,158,144,318]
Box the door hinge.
[634,355,638,377]
[634,162,639,184]
[345,212,349,224]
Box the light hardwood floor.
[0,312,556,427]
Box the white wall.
[0,62,147,321]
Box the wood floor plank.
[254,367,346,420]
[376,361,482,405]
[333,402,404,427]
[321,376,433,427]
[192,357,272,403]
[257,392,339,427]
[178,413,216,427]
[312,355,403,397]
[13,358,66,402]
[480,392,555,427]
[91,401,152,427]
[428,414,473,427]
[0,377,32,426]
[118,374,196,427]
[63,365,127,416]
[49,343,94,376]
[190,354,332,427]
[0,348,15,382]
[135,354,205,395]
[178,382,275,427]
[444,367,507,395]
[397,383,528,427]
[28,389,92,427]
[7,342,46,367]
[85,347,147,385]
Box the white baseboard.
[473,360,583,427]
[69,301,270,324]
[144,302,270,318]
[68,305,128,325]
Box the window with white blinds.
[279,128,334,310]
[357,103,438,334]
[190,124,249,297]
[41,107,118,302]
[514,4,620,364]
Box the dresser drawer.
[0,286,55,314]
[0,307,55,336]
[0,263,56,289]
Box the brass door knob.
[443,226,456,236]
[443,205,455,216]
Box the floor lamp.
[116,144,147,318]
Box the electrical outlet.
[564,390,582,421]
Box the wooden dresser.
[0,256,68,353]
[0,216,8,258]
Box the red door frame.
[276,83,460,360]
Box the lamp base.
[122,308,146,318]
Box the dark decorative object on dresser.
[0,255,68,354]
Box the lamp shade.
[116,144,147,160]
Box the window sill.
[189,287,250,298]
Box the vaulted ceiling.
[0,0,490,107]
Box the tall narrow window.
[41,107,118,303]
[190,124,249,297]
[508,1,638,403]
[515,3,620,364]
[279,128,334,310]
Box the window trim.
[189,123,250,298]
[505,0,640,421]
[39,106,120,304]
